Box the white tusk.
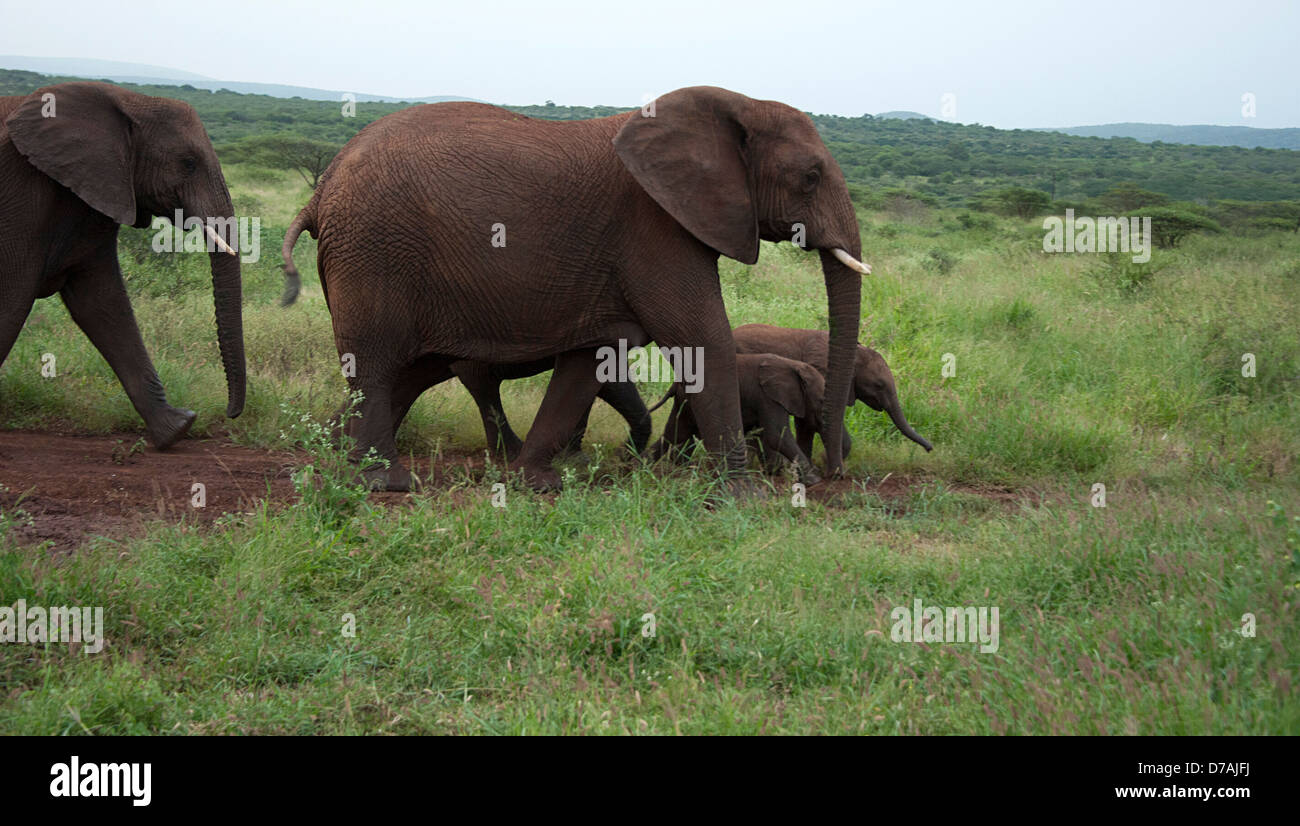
[831,248,871,275]
[204,225,238,257]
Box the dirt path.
[0,430,306,551]
[0,430,1030,552]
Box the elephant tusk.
[204,225,238,257]
[830,248,871,275]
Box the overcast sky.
[4,0,1297,128]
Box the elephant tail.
[646,386,676,414]
[280,205,315,307]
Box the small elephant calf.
[648,353,840,485]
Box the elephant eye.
[803,169,821,189]
[181,157,198,174]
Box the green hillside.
[4,68,1299,214]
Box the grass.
[1,170,1298,734]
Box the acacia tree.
[977,186,1051,219]
[1129,207,1222,248]
[219,135,341,189]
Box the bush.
[923,247,957,275]
[280,393,388,531]
[956,211,997,231]
[973,186,1051,219]
[1087,251,1166,294]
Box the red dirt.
[0,430,1032,552]
[0,430,303,551]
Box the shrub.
[1087,251,1167,294]
[280,393,388,530]
[923,247,957,275]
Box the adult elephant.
[732,323,932,455]
[281,86,868,491]
[0,82,245,446]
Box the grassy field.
[1,164,1298,734]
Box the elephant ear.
[612,86,759,265]
[5,83,137,225]
[758,356,818,421]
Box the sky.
[3,0,1298,128]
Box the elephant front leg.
[760,411,821,486]
[511,349,602,491]
[59,261,195,449]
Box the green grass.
[1,184,1298,734]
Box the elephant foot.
[705,474,765,508]
[362,463,412,492]
[797,464,823,487]
[146,406,197,450]
[517,464,562,493]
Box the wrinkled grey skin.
[0,82,245,447]
[732,324,932,457]
[648,353,836,485]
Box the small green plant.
[923,247,957,275]
[0,484,35,540]
[1088,251,1166,294]
[110,438,147,465]
[280,392,388,529]
[1267,500,1300,589]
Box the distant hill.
[2,67,1298,207]
[0,55,213,81]
[1037,122,1300,151]
[0,55,477,104]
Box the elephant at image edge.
[648,352,837,485]
[732,323,932,457]
[0,82,245,445]
[280,85,868,492]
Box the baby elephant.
[648,353,839,484]
[733,323,932,456]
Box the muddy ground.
[0,429,1028,552]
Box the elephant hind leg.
[389,354,454,435]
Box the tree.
[975,186,1051,219]
[1097,182,1168,213]
[218,135,341,189]
[1129,207,1222,248]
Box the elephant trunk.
[885,396,932,452]
[818,249,862,477]
[197,189,246,419]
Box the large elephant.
[732,323,932,455]
[0,82,245,446]
[280,86,868,491]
